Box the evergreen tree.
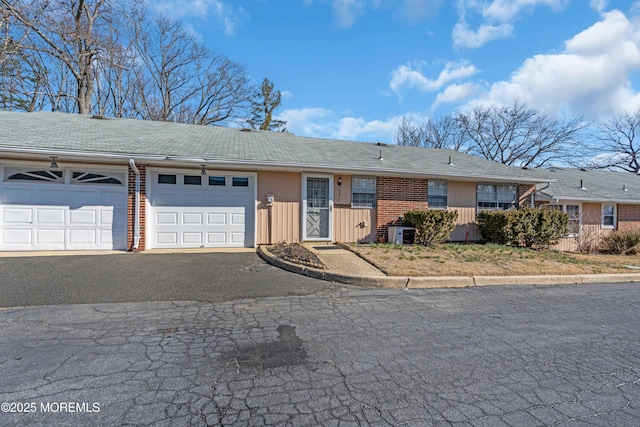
[247,77,287,131]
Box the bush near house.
[477,208,568,248]
[600,229,640,255]
[403,210,458,246]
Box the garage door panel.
[3,207,33,224]
[182,212,204,225]
[69,209,97,225]
[149,171,254,249]
[37,189,66,205]
[207,232,226,244]
[3,228,32,244]
[2,188,34,204]
[68,190,99,206]
[0,168,127,251]
[182,232,203,244]
[207,213,227,225]
[36,228,65,244]
[68,229,97,244]
[37,208,66,225]
[156,212,178,225]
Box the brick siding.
[618,204,640,231]
[127,164,147,251]
[376,177,428,240]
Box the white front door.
[303,174,333,241]
[0,165,128,251]
[148,170,256,248]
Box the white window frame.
[428,180,448,209]
[602,204,616,229]
[477,183,517,211]
[351,176,376,209]
[545,203,581,237]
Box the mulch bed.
[269,242,326,269]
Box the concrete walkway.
[258,243,640,289]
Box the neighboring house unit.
[535,168,640,251]
[0,111,552,252]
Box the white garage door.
[0,166,128,251]
[148,170,255,248]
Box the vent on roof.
[580,168,588,171]
[92,114,105,119]
[240,128,252,132]
[376,142,387,146]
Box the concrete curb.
[258,245,640,289]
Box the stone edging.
[258,245,640,289]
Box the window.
[477,184,517,211]
[546,204,581,236]
[158,174,176,184]
[72,172,123,185]
[7,170,63,183]
[566,205,580,236]
[428,180,448,209]
[183,175,201,185]
[209,176,226,186]
[602,204,616,228]
[232,177,249,187]
[352,176,376,208]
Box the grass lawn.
[347,243,640,276]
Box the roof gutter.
[0,147,553,184]
[129,159,141,251]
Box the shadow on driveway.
[0,252,340,307]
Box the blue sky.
[149,0,640,144]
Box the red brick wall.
[618,204,640,231]
[518,184,536,208]
[376,177,428,240]
[127,164,147,251]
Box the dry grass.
[348,243,640,277]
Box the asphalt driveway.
[0,252,341,307]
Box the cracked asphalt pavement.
[1,278,640,426]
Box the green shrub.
[600,229,640,254]
[403,210,458,246]
[477,208,568,248]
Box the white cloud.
[453,0,568,48]
[280,90,294,100]
[466,10,640,119]
[433,82,480,107]
[390,61,478,94]
[149,0,246,35]
[590,0,607,13]
[482,0,568,22]
[332,0,364,28]
[452,21,513,48]
[278,107,403,143]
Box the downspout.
[129,159,141,250]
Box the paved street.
[0,252,339,307]
[1,282,639,426]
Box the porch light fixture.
[49,156,59,169]
[200,164,207,176]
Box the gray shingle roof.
[536,168,640,203]
[0,111,551,183]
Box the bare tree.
[128,13,252,125]
[588,109,640,173]
[247,77,287,131]
[456,100,587,168]
[395,115,467,151]
[0,0,124,114]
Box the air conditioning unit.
[388,226,415,245]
